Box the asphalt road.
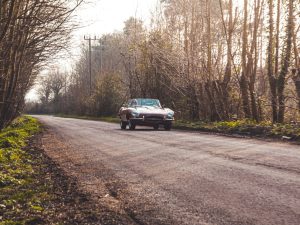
[35,115,300,225]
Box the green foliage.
[0,221,20,225]
[93,73,124,116]
[271,123,300,137]
[0,116,43,223]
[211,120,269,133]
[174,119,300,140]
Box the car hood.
[133,106,173,115]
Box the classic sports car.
[118,98,174,130]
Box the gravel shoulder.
[22,132,137,224]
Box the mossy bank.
[0,116,109,224]
[0,116,44,224]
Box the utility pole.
[100,37,106,74]
[84,35,100,95]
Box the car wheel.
[153,124,159,130]
[128,120,136,130]
[164,123,172,131]
[120,120,127,130]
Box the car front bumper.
[130,116,174,125]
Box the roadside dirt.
[24,130,139,224]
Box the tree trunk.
[267,0,278,122]
[277,0,294,123]
[206,0,212,81]
[240,0,251,118]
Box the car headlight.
[167,112,174,119]
[131,111,139,118]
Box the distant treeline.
[27,0,300,123]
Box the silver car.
[118,98,174,130]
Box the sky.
[75,0,158,35]
[26,0,158,101]
[68,0,158,66]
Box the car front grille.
[141,114,164,122]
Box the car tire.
[153,124,159,130]
[120,121,127,130]
[128,120,136,130]
[164,123,172,131]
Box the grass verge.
[0,116,107,224]
[174,119,300,141]
[0,116,43,224]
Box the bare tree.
[277,0,295,122]
[0,0,82,129]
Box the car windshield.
[133,99,161,108]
